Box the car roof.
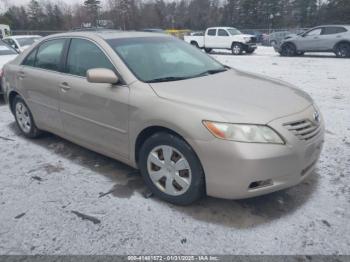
[207,27,237,30]
[43,31,171,41]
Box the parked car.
[241,30,264,43]
[276,25,350,57]
[0,40,18,96]
[3,31,325,205]
[268,31,294,46]
[184,27,257,55]
[2,35,42,53]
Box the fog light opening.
[249,179,273,190]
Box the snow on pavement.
[0,47,349,255]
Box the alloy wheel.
[232,44,242,55]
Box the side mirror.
[87,68,119,84]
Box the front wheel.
[280,43,297,57]
[232,43,243,55]
[335,43,350,58]
[139,132,205,205]
[13,96,42,138]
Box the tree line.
[0,0,349,31]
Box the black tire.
[204,48,212,53]
[13,96,42,138]
[246,49,256,54]
[191,41,199,48]
[139,132,205,205]
[335,42,350,58]
[232,43,243,55]
[280,43,297,57]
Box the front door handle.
[60,82,71,92]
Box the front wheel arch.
[138,131,206,205]
[135,126,191,165]
[280,42,297,56]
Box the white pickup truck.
[184,27,257,55]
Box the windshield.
[16,37,41,47]
[0,43,17,55]
[107,37,226,83]
[227,28,242,35]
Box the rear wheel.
[232,43,243,55]
[139,132,205,205]
[204,48,212,53]
[280,43,297,57]
[335,43,350,58]
[13,96,42,138]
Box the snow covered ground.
[0,47,349,255]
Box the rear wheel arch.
[334,40,350,50]
[8,91,20,115]
[190,41,199,47]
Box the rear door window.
[218,29,229,37]
[35,39,66,72]
[66,38,115,77]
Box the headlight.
[203,121,285,144]
[243,37,251,43]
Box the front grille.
[284,120,321,141]
[248,37,257,44]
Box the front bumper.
[189,105,325,199]
[243,43,257,51]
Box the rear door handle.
[60,82,71,92]
[17,71,26,79]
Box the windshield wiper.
[146,76,189,83]
[195,68,228,77]
[146,68,228,83]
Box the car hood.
[149,69,313,124]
